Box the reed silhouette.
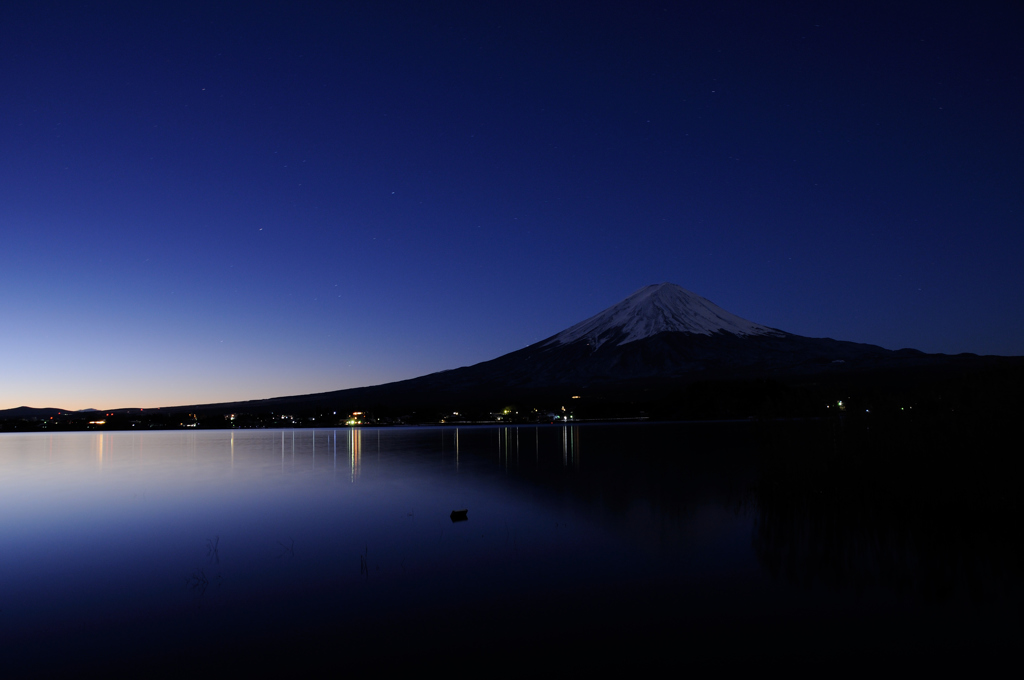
[275,538,295,558]
[185,569,208,597]
[206,536,220,564]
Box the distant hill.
[0,406,68,419]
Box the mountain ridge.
[4,283,1019,421]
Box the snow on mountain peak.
[547,283,784,349]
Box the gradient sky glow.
[2,0,1022,410]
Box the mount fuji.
[199,282,936,414]
[405,282,920,395]
[182,280,937,413]
[11,282,1016,425]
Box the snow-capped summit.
[547,283,785,350]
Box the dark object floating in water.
[450,509,468,522]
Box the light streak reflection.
[349,429,362,482]
[561,426,580,469]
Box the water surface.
[0,425,1017,674]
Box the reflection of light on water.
[494,426,583,469]
[230,431,235,468]
[499,427,513,470]
[95,433,104,468]
[455,427,459,470]
[561,426,580,469]
[349,429,362,482]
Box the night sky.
[2,1,1022,410]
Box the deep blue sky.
[2,0,1022,410]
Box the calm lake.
[0,424,1018,675]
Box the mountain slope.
[425,283,913,390]
[181,283,935,413]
